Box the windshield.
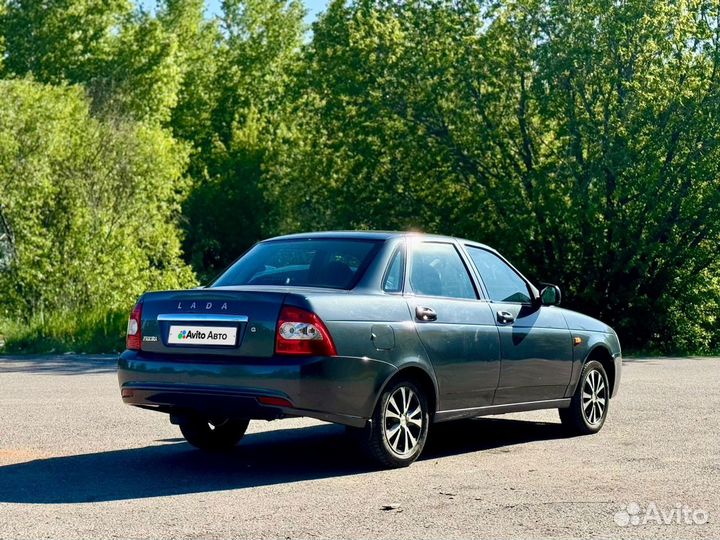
[212,239,382,289]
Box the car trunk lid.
[138,289,286,357]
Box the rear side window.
[409,242,476,299]
[213,239,381,289]
[383,247,405,293]
[466,246,532,303]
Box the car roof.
[263,230,497,252]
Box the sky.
[139,0,328,24]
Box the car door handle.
[416,306,437,322]
[497,310,515,324]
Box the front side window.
[409,242,476,299]
[212,239,381,289]
[466,247,532,303]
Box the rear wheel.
[179,417,250,451]
[366,380,429,468]
[559,360,609,435]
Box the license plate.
[167,325,237,347]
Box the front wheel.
[179,417,250,451]
[559,360,609,435]
[365,380,430,468]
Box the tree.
[161,0,222,146]
[0,0,307,282]
[0,0,187,124]
[0,0,131,83]
[0,79,195,321]
[91,8,184,123]
[2,0,719,353]
[180,0,306,281]
[267,0,720,350]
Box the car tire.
[179,417,250,451]
[365,379,430,468]
[559,360,609,435]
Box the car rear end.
[117,236,398,428]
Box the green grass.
[0,307,127,354]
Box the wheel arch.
[584,345,616,398]
[372,364,439,419]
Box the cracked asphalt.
[0,355,718,539]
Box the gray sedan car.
[118,232,622,467]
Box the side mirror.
[540,284,561,306]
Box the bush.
[0,79,196,324]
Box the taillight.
[126,301,143,351]
[275,305,337,356]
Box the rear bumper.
[117,351,397,428]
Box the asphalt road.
[0,355,718,539]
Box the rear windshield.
[212,239,382,289]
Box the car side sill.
[434,398,572,423]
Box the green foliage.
[267,0,720,351]
[0,0,719,354]
[94,9,184,123]
[0,0,131,83]
[180,0,305,281]
[662,267,720,355]
[0,79,195,322]
[0,0,187,124]
[162,0,222,144]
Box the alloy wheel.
[582,369,607,425]
[383,386,423,456]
